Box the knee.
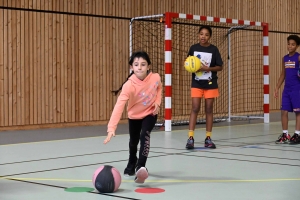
[140,130,151,139]
[191,105,200,113]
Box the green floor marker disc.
[64,187,95,193]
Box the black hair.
[287,35,300,45]
[199,25,212,36]
[112,51,151,95]
[129,51,151,65]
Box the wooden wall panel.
[0,0,299,32]
[0,0,299,128]
[8,9,12,126]
[0,8,3,126]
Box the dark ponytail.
[111,71,134,95]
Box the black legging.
[128,114,157,168]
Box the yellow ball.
[184,56,201,73]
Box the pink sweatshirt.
[107,72,162,133]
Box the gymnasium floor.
[0,112,299,200]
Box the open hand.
[104,131,115,144]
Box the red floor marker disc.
[135,188,165,194]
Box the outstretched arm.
[105,83,130,144]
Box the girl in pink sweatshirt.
[104,51,162,184]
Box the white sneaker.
[134,167,148,184]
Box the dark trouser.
[128,114,157,168]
